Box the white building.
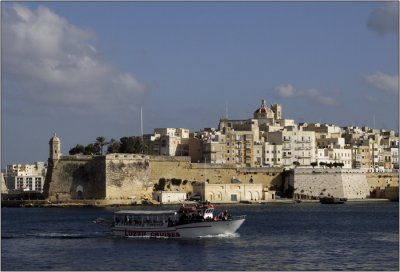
[316,148,352,169]
[7,161,46,177]
[152,191,187,204]
[263,142,283,166]
[192,182,263,202]
[267,126,316,167]
[145,128,190,156]
[5,162,47,193]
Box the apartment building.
[302,123,341,139]
[144,128,190,156]
[5,162,47,192]
[263,142,283,166]
[218,118,261,167]
[267,126,316,167]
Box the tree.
[319,162,326,167]
[310,162,318,168]
[96,136,107,155]
[119,137,136,153]
[69,144,85,155]
[107,138,120,154]
[84,143,100,155]
[293,161,300,168]
[119,136,148,153]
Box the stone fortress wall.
[105,154,152,200]
[45,154,282,201]
[45,155,106,201]
[44,154,398,202]
[289,168,399,200]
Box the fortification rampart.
[45,155,105,201]
[105,154,152,200]
[44,152,399,202]
[290,168,398,200]
[289,169,367,199]
[44,154,283,201]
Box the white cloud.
[364,72,399,94]
[367,2,399,35]
[275,84,336,106]
[3,4,145,115]
[275,84,295,97]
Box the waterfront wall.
[43,153,399,202]
[104,154,152,200]
[44,154,283,201]
[149,156,282,195]
[292,169,369,199]
[45,155,105,201]
[290,168,399,200]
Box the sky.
[1,1,399,168]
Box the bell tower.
[271,104,282,120]
[49,133,61,160]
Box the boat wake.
[198,233,240,239]
[2,232,105,240]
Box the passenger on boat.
[218,210,231,221]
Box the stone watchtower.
[43,133,62,199]
[49,133,61,160]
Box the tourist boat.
[320,196,347,204]
[94,202,246,238]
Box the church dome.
[254,100,273,114]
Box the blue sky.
[2,1,399,168]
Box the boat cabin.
[114,210,179,228]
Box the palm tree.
[96,136,107,155]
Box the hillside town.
[143,100,398,170]
[2,100,399,204]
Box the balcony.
[297,154,312,158]
[295,146,312,151]
[295,139,311,143]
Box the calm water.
[1,202,399,271]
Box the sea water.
[1,202,399,271]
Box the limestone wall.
[45,153,284,201]
[292,169,369,199]
[150,156,282,190]
[105,154,152,200]
[45,155,105,201]
[366,172,399,192]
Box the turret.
[49,133,61,160]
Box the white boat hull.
[112,217,245,238]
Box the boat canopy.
[114,210,177,215]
